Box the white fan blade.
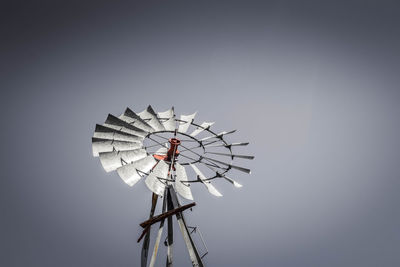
[99,149,147,172]
[157,108,174,118]
[138,105,165,131]
[200,130,236,141]
[175,163,193,200]
[190,122,214,137]
[117,156,157,186]
[119,108,154,133]
[92,138,142,157]
[205,152,255,160]
[203,156,251,174]
[203,142,249,148]
[190,164,222,197]
[158,107,176,131]
[104,114,147,137]
[145,160,169,196]
[178,112,196,133]
[223,176,243,188]
[93,124,143,143]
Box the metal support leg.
[149,190,167,267]
[166,190,173,267]
[141,193,158,267]
[167,186,204,267]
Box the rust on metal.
[140,202,196,229]
[153,138,181,170]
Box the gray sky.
[1,1,400,266]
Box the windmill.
[92,105,254,266]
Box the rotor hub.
[166,138,180,162]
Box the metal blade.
[116,156,157,186]
[203,142,249,148]
[119,108,154,133]
[93,124,143,143]
[92,137,142,157]
[190,164,222,197]
[201,163,243,188]
[157,107,176,131]
[138,105,165,131]
[104,114,147,137]
[203,156,251,174]
[230,142,249,146]
[99,149,147,172]
[101,123,145,139]
[205,152,255,160]
[145,160,169,196]
[157,107,174,118]
[200,130,236,141]
[223,176,243,188]
[178,112,196,133]
[175,163,194,200]
[190,122,214,137]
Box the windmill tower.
[92,106,253,266]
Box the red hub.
[153,138,181,169]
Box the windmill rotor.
[92,105,254,266]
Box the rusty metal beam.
[139,202,196,229]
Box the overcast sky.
[1,1,400,266]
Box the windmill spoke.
[176,139,198,142]
[203,142,249,148]
[177,153,199,163]
[202,140,219,146]
[179,143,229,169]
[148,134,169,141]
[200,161,225,170]
[147,136,168,148]
[179,145,202,153]
[178,143,203,157]
[144,142,167,150]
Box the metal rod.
[196,228,209,259]
[166,190,173,267]
[149,190,167,267]
[168,186,204,267]
[141,193,158,267]
[145,142,167,149]
[178,143,227,169]
[139,203,196,228]
[179,145,202,153]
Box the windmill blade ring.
[93,106,252,194]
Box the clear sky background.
[1,1,400,266]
